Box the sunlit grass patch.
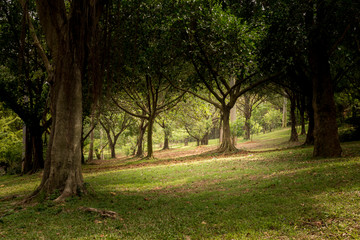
[0,137,359,239]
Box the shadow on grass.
[1,142,359,239]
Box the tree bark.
[135,120,147,157]
[289,94,299,142]
[304,101,315,145]
[243,95,251,140]
[88,117,95,162]
[147,115,155,158]
[310,42,342,157]
[22,127,33,174]
[307,1,342,158]
[30,0,104,202]
[299,95,306,135]
[219,106,237,152]
[282,96,287,128]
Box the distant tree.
[173,2,280,152]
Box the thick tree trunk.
[219,107,237,152]
[33,57,84,202]
[289,94,298,142]
[306,2,342,158]
[310,45,342,157]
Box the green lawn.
[1,129,360,239]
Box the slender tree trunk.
[147,115,155,158]
[22,127,33,174]
[244,95,251,140]
[289,94,299,142]
[30,129,44,173]
[109,142,115,159]
[88,116,95,162]
[304,102,315,145]
[201,132,209,145]
[219,106,237,152]
[135,120,147,157]
[282,96,287,128]
[163,132,169,150]
[299,96,306,135]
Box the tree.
[259,0,359,157]
[176,96,217,146]
[0,1,50,174]
[174,2,280,152]
[29,0,105,202]
[99,107,132,159]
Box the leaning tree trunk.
[219,106,237,152]
[289,94,299,142]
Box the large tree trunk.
[289,94,298,142]
[33,57,84,202]
[30,0,104,201]
[307,1,342,158]
[310,45,342,157]
[219,106,237,152]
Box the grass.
[1,128,360,239]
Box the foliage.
[0,104,23,173]
[263,108,282,132]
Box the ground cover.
[0,129,359,239]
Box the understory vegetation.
[1,128,359,239]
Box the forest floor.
[1,128,360,239]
